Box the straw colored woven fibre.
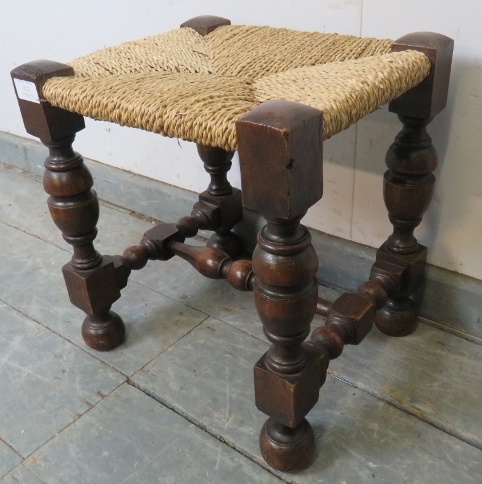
[42,25,431,150]
[44,73,257,149]
[207,25,393,79]
[255,51,431,140]
[70,28,213,77]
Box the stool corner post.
[180,15,231,36]
[389,32,454,119]
[11,60,84,141]
[236,99,324,222]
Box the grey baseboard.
[1,130,481,340]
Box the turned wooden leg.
[374,114,436,336]
[237,99,324,471]
[253,218,319,471]
[373,33,454,336]
[11,61,127,350]
[44,137,126,350]
[196,144,243,258]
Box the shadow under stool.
[11,15,453,472]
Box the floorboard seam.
[0,291,212,386]
[18,468,48,484]
[0,464,48,484]
[133,315,210,375]
[0,380,125,481]
[126,379,295,484]
[0,219,71,255]
[0,162,42,184]
[0,296,131,377]
[328,374,482,452]
[420,317,482,346]
[0,437,22,461]
[129,278,216,321]
[206,315,269,345]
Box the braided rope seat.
[41,25,431,151]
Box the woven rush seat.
[41,25,431,150]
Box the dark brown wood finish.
[374,33,454,337]
[123,219,253,290]
[180,15,231,36]
[11,61,128,351]
[390,33,454,119]
[237,99,323,471]
[11,60,84,140]
[309,275,394,367]
[195,144,244,258]
[170,242,254,291]
[306,272,395,395]
[315,296,331,316]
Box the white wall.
[1,1,480,279]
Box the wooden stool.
[11,16,453,472]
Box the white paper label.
[14,78,40,103]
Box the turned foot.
[259,418,315,472]
[207,231,243,259]
[82,310,125,351]
[374,297,418,337]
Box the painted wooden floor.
[0,162,481,483]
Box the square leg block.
[254,348,320,428]
[62,258,121,315]
[328,292,376,345]
[373,242,427,298]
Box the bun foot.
[374,297,418,337]
[207,231,243,259]
[259,418,315,472]
[82,310,125,351]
